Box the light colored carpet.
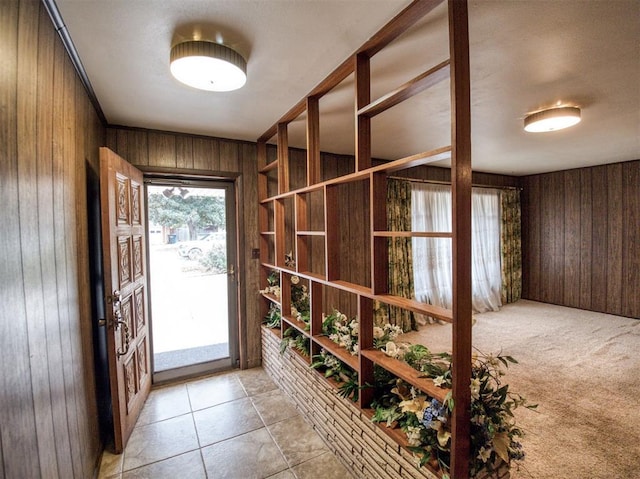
[400,299,640,479]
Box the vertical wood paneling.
[192,137,214,170]
[176,135,193,169]
[148,132,176,168]
[220,140,239,172]
[522,161,639,318]
[127,129,148,167]
[590,166,608,312]
[539,174,554,303]
[622,161,640,317]
[0,1,42,478]
[605,163,623,314]
[1,1,105,477]
[19,2,60,477]
[240,143,260,367]
[50,30,76,479]
[579,168,592,310]
[563,170,581,307]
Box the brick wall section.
[262,327,510,479]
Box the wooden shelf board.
[262,324,282,339]
[260,231,275,236]
[297,271,326,282]
[373,231,452,238]
[375,295,452,323]
[259,161,279,173]
[358,60,450,118]
[361,349,449,403]
[296,230,326,236]
[313,335,359,371]
[329,280,372,296]
[282,315,311,337]
[261,262,277,270]
[260,292,281,306]
[263,145,452,202]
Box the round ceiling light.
[524,106,581,133]
[170,40,247,92]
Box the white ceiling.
[55,0,640,176]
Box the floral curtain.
[500,189,522,303]
[379,179,415,331]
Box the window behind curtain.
[411,184,502,317]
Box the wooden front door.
[99,147,151,453]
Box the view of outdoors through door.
[146,183,236,380]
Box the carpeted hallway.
[400,299,640,479]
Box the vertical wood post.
[448,1,472,478]
[306,96,321,185]
[277,123,289,194]
[355,53,371,171]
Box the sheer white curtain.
[411,183,502,316]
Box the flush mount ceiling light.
[524,106,581,133]
[170,40,247,92]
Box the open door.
[99,147,151,453]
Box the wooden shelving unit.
[258,1,472,477]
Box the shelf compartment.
[282,315,310,337]
[259,160,279,174]
[358,60,450,118]
[263,145,452,202]
[375,295,452,323]
[361,349,449,403]
[260,292,281,306]
[313,335,359,371]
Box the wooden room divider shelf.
[258,1,472,477]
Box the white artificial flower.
[433,376,445,387]
[291,275,300,285]
[477,446,492,463]
[373,326,384,339]
[470,378,481,400]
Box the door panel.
[100,147,151,453]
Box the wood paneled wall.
[521,160,640,318]
[1,0,105,477]
[106,127,261,368]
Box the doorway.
[145,180,238,383]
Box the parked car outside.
[177,232,226,260]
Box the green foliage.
[263,304,281,328]
[280,327,309,356]
[148,193,225,239]
[197,242,227,273]
[310,349,360,402]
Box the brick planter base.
[261,327,511,479]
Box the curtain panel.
[500,189,522,303]
[376,179,415,331]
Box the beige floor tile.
[98,450,124,478]
[123,414,199,471]
[121,450,206,479]
[267,416,328,466]
[265,470,296,479]
[237,367,278,396]
[187,373,246,411]
[136,383,191,426]
[251,389,299,425]
[193,397,264,447]
[291,452,354,479]
[201,428,288,479]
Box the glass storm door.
[145,181,238,382]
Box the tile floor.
[98,367,354,479]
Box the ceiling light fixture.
[170,40,247,92]
[524,106,581,133]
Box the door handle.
[227,264,235,279]
[110,290,130,358]
[116,319,131,358]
